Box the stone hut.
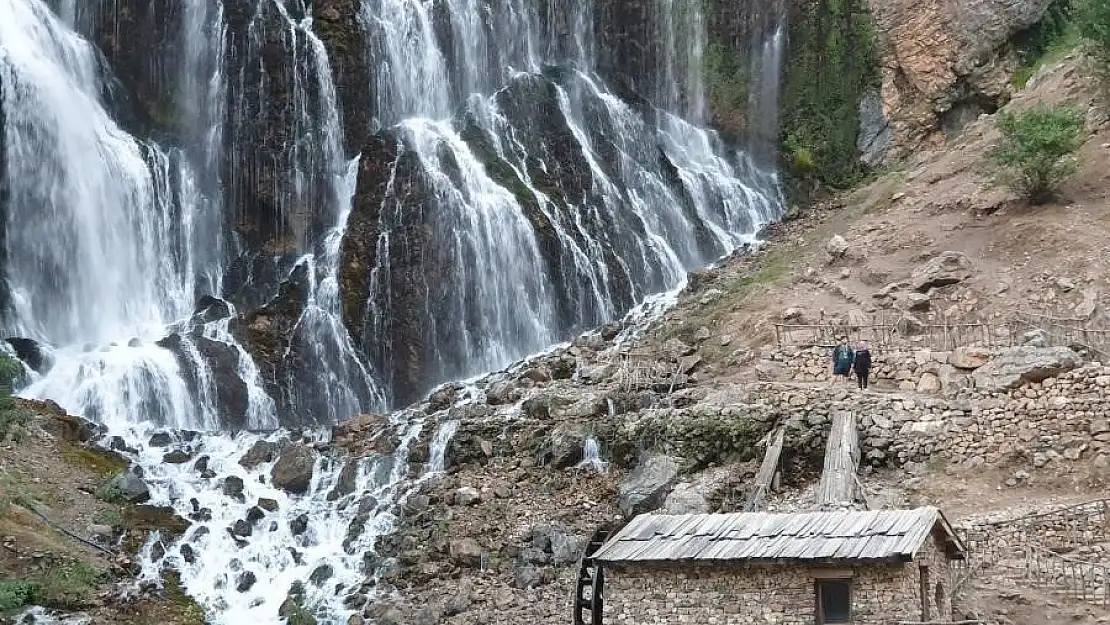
[591,506,966,625]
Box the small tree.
[0,355,27,441]
[1078,0,1110,60]
[993,106,1085,204]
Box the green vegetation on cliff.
[993,105,1085,203]
[1012,0,1079,88]
[1078,0,1110,60]
[781,0,880,189]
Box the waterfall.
[1,0,786,622]
[577,437,609,473]
[353,0,783,405]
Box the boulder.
[972,346,1082,391]
[453,487,482,506]
[271,445,316,494]
[662,339,694,359]
[537,423,586,469]
[937,364,970,394]
[449,538,484,568]
[513,563,541,589]
[826,235,849,258]
[549,528,584,565]
[222,476,245,500]
[894,292,931,312]
[949,346,991,370]
[661,465,735,514]
[916,372,941,393]
[239,440,281,469]
[618,454,680,517]
[112,471,151,503]
[485,380,521,405]
[911,251,973,292]
[163,450,192,464]
[236,571,257,593]
[6,337,52,374]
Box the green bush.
[0,579,38,612]
[35,561,101,609]
[994,106,1085,203]
[0,355,27,442]
[1077,0,1110,59]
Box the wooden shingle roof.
[592,507,965,565]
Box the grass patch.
[36,560,102,610]
[60,443,128,478]
[94,475,129,505]
[0,560,103,614]
[0,579,36,613]
[93,507,124,529]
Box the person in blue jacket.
[831,337,854,384]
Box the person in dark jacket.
[853,340,872,390]
[831,337,854,384]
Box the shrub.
[993,106,1085,203]
[1078,0,1110,60]
[0,579,38,612]
[0,355,27,442]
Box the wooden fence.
[612,350,687,394]
[959,499,1110,569]
[774,310,1110,354]
[773,321,1006,351]
[1023,545,1110,605]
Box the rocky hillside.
[0,401,201,624]
[311,53,1110,625]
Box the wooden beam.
[816,411,860,508]
[745,427,785,512]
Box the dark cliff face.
[314,0,373,156]
[86,0,185,138]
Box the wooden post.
[746,428,785,512]
[816,411,860,508]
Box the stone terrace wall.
[742,347,1110,470]
[604,537,953,624]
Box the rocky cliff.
[865,0,1055,161]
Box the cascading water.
[1,0,786,622]
[350,0,783,405]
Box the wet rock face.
[6,337,50,373]
[314,0,372,156]
[222,0,332,255]
[85,0,184,137]
[157,332,250,431]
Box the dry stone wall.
[604,537,953,625]
[738,346,1110,470]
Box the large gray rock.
[661,465,735,514]
[619,454,680,517]
[449,538,483,568]
[112,471,151,503]
[972,346,1082,391]
[536,423,586,468]
[239,440,282,469]
[911,251,973,292]
[857,88,893,168]
[949,346,991,370]
[271,444,316,494]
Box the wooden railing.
[773,320,1006,351]
[1023,545,1110,605]
[960,499,1110,567]
[612,350,687,394]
